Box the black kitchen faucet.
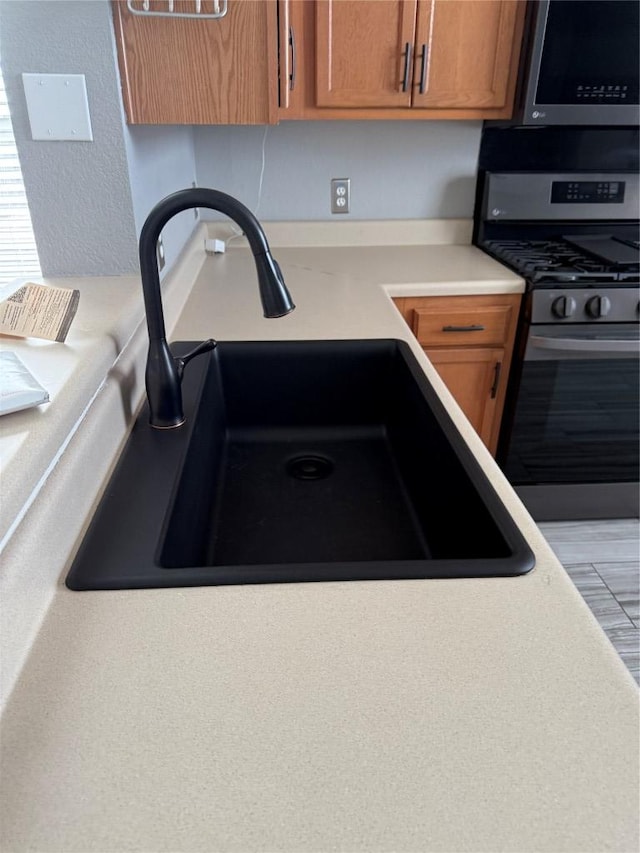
[138,188,295,428]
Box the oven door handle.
[529,334,640,354]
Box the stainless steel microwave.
[519,0,640,126]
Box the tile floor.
[538,519,639,684]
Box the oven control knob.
[551,295,577,318]
[586,295,612,318]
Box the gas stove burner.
[483,238,639,284]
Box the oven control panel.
[532,287,640,324]
[550,181,625,203]
[484,172,639,220]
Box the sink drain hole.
[286,455,334,481]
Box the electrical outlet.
[331,178,350,214]
[156,235,166,271]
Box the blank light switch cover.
[22,73,93,141]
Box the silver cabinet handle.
[530,335,640,354]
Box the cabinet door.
[278,0,309,115]
[393,294,520,455]
[427,347,504,453]
[412,0,522,109]
[315,0,417,107]
[113,0,278,124]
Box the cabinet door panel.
[315,0,417,107]
[279,0,309,116]
[393,294,520,456]
[413,0,521,109]
[113,0,278,124]
[427,347,504,452]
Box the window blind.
[0,69,41,285]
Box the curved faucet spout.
[139,188,295,429]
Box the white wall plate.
[22,73,93,142]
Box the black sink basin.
[66,339,534,589]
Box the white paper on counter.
[0,351,50,415]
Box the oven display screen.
[551,181,626,203]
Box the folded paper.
[0,282,79,342]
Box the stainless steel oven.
[519,0,640,126]
[500,314,639,520]
[477,171,640,520]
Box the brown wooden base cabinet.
[393,294,521,455]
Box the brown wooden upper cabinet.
[316,1,418,108]
[112,0,278,124]
[283,0,527,120]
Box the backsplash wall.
[194,121,483,222]
[124,125,198,274]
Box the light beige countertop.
[1,224,638,853]
[0,274,141,545]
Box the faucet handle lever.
[175,338,217,379]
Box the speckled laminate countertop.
[1,224,637,853]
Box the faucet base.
[150,419,186,430]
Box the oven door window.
[502,325,639,486]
